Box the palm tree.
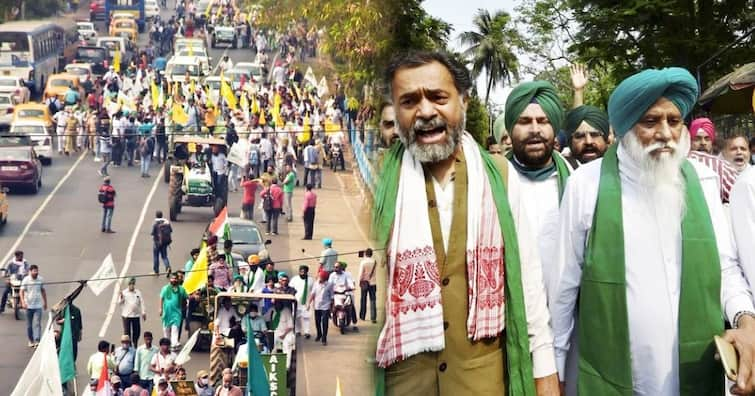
[459,9,521,106]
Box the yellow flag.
[190,79,196,94]
[151,80,159,110]
[251,95,259,114]
[113,50,121,73]
[240,92,249,111]
[184,245,209,294]
[188,45,194,57]
[259,108,266,125]
[220,72,237,110]
[171,101,188,125]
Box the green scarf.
[507,151,571,200]
[372,143,535,396]
[578,145,723,395]
[300,277,308,305]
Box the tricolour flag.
[208,206,230,239]
[246,315,270,396]
[95,353,112,396]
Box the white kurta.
[549,143,755,395]
[730,166,755,295]
[289,275,315,335]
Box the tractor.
[167,136,228,221]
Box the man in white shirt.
[289,265,314,339]
[149,338,179,383]
[259,133,273,171]
[118,277,146,346]
[87,340,116,379]
[549,67,755,395]
[213,297,239,337]
[328,262,356,331]
[731,167,755,295]
[53,108,69,154]
[210,145,228,195]
[357,248,377,323]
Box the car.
[218,217,266,262]
[175,38,207,54]
[9,120,54,165]
[165,56,204,84]
[64,63,93,83]
[0,144,42,194]
[211,26,237,49]
[0,93,19,125]
[12,102,53,130]
[233,62,265,85]
[145,0,159,19]
[0,76,31,104]
[75,46,109,77]
[0,185,8,226]
[96,37,135,71]
[44,73,80,102]
[76,21,98,43]
[110,19,138,41]
[175,47,211,74]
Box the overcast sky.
[422,0,519,111]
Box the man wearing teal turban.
[563,105,609,165]
[550,67,755,396]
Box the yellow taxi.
[44,73,81,102]
[12,102,53,130]
[0,187,7,227]
[109,18,138,41]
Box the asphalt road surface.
[0,3,378,395]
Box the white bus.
[0,22,65,95]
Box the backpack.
[97,188,108,203]
[156,221,172,246]
[262,189,273,211]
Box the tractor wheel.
[163,158,171,183]
[169,196,179,221]
[209,342,228,387]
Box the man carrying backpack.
[151,211,172,275]
[98,176,116,233]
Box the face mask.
[250,312,258,318]
[122,343,129,349]
[200,377,209,386]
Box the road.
[0,3,378,395]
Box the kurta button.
[439,362,447,372]
[442,278,449,286]
[443,321,449,330]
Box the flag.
[183,245,209,294]
[11,315,63,396]
[246,315,270,396]
[171,101,189,125]
[113,50,121,73]
[190,79,196,94]
[251,95,259,114]
[304,66,317,87]
[240,92,249,112]
[88,254,117,296]
[259,108,267,126]
[158,82,165,108]
[174,329,200,365]
[151,80,160,110]
[318,76,329,97]
[208,206,230,239]
[220,72,238,110]
[58,305,75,384]
[335,376,343,396]
[95,353,112,396]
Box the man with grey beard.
[372,50,557,396]
[549,67,755,396]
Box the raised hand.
[570,63,589,91]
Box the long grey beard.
[621,130,690,225]
[399,113,466,164]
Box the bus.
[105,0,146,33]
[0,22,65,95]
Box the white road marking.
[334,172,369,242]
[98,166,165,337]
[0,151,88,266]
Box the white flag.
[11,315,63,396]
[89,254,117,296]
[175,329,200,365]
[317,76,329,97]
[304,66,317,87]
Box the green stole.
[300,277,308,305]
[371,143,535,396]
[506,151,571,200]
[578,145,723,395]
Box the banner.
[11,315,63,396]
[88,254,117,296]
[262,353,286,396]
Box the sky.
[422,0,520,112]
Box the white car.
[165,56,204,84]
[76,21,98,43]
[144,0,159,19]
[175,38,207,54]
[176,47,211,75]
[0,93,18,124]
[234,62,265,84]
[9,120,53,165]
[0,76,30,104]
[64,63,93,83]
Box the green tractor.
[168,136,229,221]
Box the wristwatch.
[733,311,755,329]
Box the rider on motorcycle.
[328,262,357,331]
[1,250,29,313]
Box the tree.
[466,93,490,146]
[459,9,523,107]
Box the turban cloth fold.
[493,113,507,143]
[564,105,610,140]
[607,67,698,138]
[504,81,565,132]
[689,117,716,142]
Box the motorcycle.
[1,269,23,320]
[331,284,353,334]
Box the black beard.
[512,137,554,167]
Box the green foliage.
[25,0,63,19]
[534,64,616,109]
[459,9,523,106]
[466,94,490,146]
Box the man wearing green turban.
[549,67,755,396]
[563,105,609,165]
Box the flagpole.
[73,377,78,396]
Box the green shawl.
[578,144,724,395]
[371,143,535,396]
